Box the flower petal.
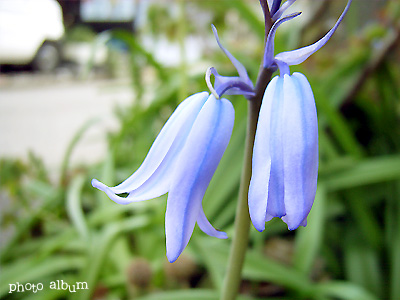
[92,92,209,204]
[248,76,279,232]
[197,206,228,239]
[280,73,318,229]
[91,179,141,205]
[275,0,352,66]
[165,95,234,262]
[266,76,286,220]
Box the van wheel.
[32,42,60,72]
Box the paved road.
[0,74,133,177]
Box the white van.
[0,0,64,71]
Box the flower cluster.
[92,0,352,262]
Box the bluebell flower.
[92,22,255,262]
[249,73,318,230]
[249,0,352,231]
[92,92,234,262]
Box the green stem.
[220,67,272,300]
[220,3,273,297]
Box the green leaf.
[324,155,400,191]
[60,118,99,186]
[294,183,327,275]
[66,174,89,240]
[197,238,313,294]
[343,231,383,297]
[73,216,150,300]
[345,189,382,249]
[315,281,379,300]
[136,289,256,300]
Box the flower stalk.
[220,79,269,300]
[220,68,273,300]
[220,3,274,297]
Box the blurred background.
[1,0,400,299]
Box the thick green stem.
[220,68,272,300]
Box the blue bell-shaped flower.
[249,72,318,231]
[92,92,234,262]
[248,0,351,231]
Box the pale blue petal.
[275,0,352,66]
[125,95,210,201]
[248,76,279,232]
[91,179,143,205]
[266,76,286,219]
[197,206,228,239]
[287,72,318,227]
[112,92,208,193]
[280,73,318,229]
[165,95,234,263]
[92,92,208,203]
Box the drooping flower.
[249,0,352,231]
[92,92,234,262]
[249,73,318,231]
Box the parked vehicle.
[0,0,64,71]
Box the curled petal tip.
[92,178,108,191]
[209,67,255,98]
[220,232,228,239]
[205,67,220,99]
[91,178,134,205]
[91,178,100,188]
[197,207,228,239]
